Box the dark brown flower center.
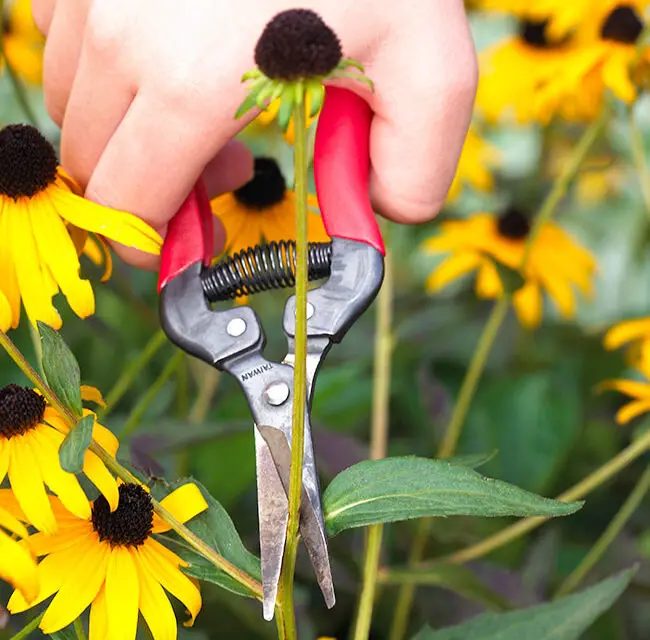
[601,5,644,44]
[520,20,553,48]
[233,157,287,209]
[91,484,153,547]
[496,207,531,240]
[0,124,58,200]
[254,9,342,81]
[0,384,46,439]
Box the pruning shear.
[157,87,385,620]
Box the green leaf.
[59,414,94,474]
[38,321,82,418]
[49,626,77,639]
[323,457,583,536]
[152,479,261,598]
[383,563,511,612]
[446,450,498,470]
[413,567,636,640]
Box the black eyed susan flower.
[0,490,38,601]
[211,156,330,253]
[1,0,44,85]
[447,129,499,202]
[8,482,209,639]
[422,208,597,329]
[0,383,119,534]
[0,124,162,330]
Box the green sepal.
[494,261,526,294]
[59,414,94,474]
[306,80,324,118]
[277,89,296,132]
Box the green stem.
[73,617,87,640]
[437,296,510,459]
[120,349,184,438]
[554,463,650,598]
[9,611,45,640]
[390,106,610,640]
[278,84,309,640]
[99,329,168,419]
[628,108,650,220]
[436,426,650,566]
[0,329,264,600]
[353,245,394,640]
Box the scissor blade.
[254,427,288,621]
[256,424,335,609]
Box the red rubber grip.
[314,86,385,255]
[157,180,214,292]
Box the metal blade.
[256,424,335,609]
[254,427,288,621]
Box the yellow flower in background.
[598,357,650,424]
[0,491,38,602]
[2,0,44,85]
[255,93,319,145]
[0,124,162,330]
[422,209,597,329]
[9,483,208,639]
[0,383,118,534]
[477,19,604,123]
[211,156,330,254]
[447,129,499,201]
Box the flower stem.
[554,463,650,598]
[73,617,87,640]
[628,107,650,220]
[0,329,264,600]
[120,349,184,437]
[277,84,309,640]
[9,611,45,640]
[437,426,650,566]
[390,107,610,640]
[100,329,169,419]
[353,242,394,640]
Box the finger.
[30,0,57,35]
[202,140,254,199]
[366,4,478,224]
[41,0,90,125]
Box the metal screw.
[226,318,247,337]
[264,382,290,406]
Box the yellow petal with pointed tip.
[81,386,107,408]
[105,547,139,640]
[0,531,39,602]
[616,398,650,425]
[135,551,177,640]
[604,318,650,351]
[152,483,208,533]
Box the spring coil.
[201,240,333,302]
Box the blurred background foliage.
[4,0,650,638]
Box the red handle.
[314,87,385,255]
[157,180,214,292]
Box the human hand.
[31,0,478,268]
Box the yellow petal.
[0,442,8,485]
[135,550,177,640]
[83,452,119,513]
[0,530,39,602]
[49,184,162,255]
[81,385,107,408]
[8,435,57,533]
[40,539,110,634]
[537,267,576,319]
[596,379,650,399]
[475,260,503,299]
[28,522,93,557]
[0,200,22,327]
[105,547,140,640]
[30,428,91,520]
[513,282,543,330]
[615,398,650,425]
[425,252,482,292]
[89,585,109,640]
[0,289,12,332]
[604,318,650,351]
[90,420,119,456]
[603,50,636,104]
[151,484,208,533]
[0,504,29,539]
[138,539,201,626]
[83,235,113,283]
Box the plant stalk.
[554,463,650,598]
[278,85,309,640]
[390,106,610,640]
[352,244,394,640]
[0,329,263,600]
[73,617,87,640]
[9,612,45,640]
[628,107,650,220]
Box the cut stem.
[353,243,394,640]
[554,463,650,598]
[0,329,263,600]
[278,84,309,640]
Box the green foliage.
[58,414,94,474]
[38,321,82,418]
[323,457,582,536]
[413,567,636,640]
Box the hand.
[32,0,478,268]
